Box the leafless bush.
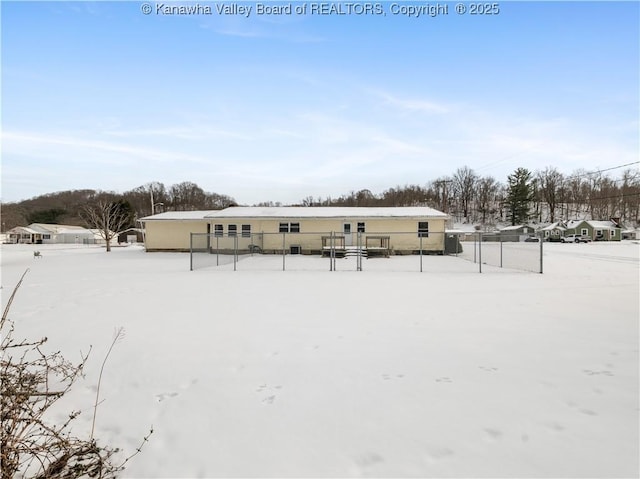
[1,269,152,478]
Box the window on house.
[357,222,366,233]
[581,228,588,236]
[242,225,251,238]
[214,224,223,237]
[418,221,429,238]
[595,229,603,238]
[228,225,237,237]
[290,223,300,233]
[43,234,51,240]
[544,231,550,237]
[279,223,289,233]
[610,229,616,238]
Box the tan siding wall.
[206,217,446,253]
[145,220,208,250]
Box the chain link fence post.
[189,233,193,271]
[282,232,286,271]
[233,234,237,271]
[479,232,482,273]
[540,234,544,274]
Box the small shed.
[118,228,145,244]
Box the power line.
[567,162,639,180]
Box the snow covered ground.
[1,242,638,478]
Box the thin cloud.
[1,131,209,165]
[371,89,451,114]
[104,126,252,141]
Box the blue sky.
[2,1,638,205]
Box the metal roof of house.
[499,225,534,231]
[565,219,617,230]
[206,206,448,219]
[9,226,40,234]
[57,228,94,235]
[29,223,87,234]
[587,220,618,229]
[540,222,566,231]
[141,207,448,221]
[139,211,216,221]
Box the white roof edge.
[141,207,448,221]
[205,206,448,219]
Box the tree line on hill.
[1,165,639,232]
[0,181,236,231]
[295,165,640,226]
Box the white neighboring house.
[87,229,112,244]
[6,224,109,244]
[621,228,640,240]
[6,226,44,244]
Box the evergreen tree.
[506,168,533,225]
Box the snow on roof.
[9,226,40,234]
[540,222,566,231]
[57,228,93,235]
[139,211,214,221]
[451,223,479,233]
[205,206,448,219]
[565,219,617,230]
[587,220,617,229]
[564,219,586,230]
[499,225,533,231]
[29,224,87,234]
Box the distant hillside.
[1,182,236,231]
[1,190,99,230]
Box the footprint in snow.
[155,392,178,402]
[436,377,452,383]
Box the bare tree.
[82,201,131,252]
[476,176,499,224]
[169,181,206,211]
[620,169,640,224]
[537,167,564,222]
[452,166,478,222]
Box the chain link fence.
[189,231,543,273]
[457,232,544,273]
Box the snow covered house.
[539,222,567,242]
[621,228,640,240]
[140,206,449,255]
[7,226,44,244]
[6,224,102,244]
[564,219,622,241]
[498,225,537,242]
